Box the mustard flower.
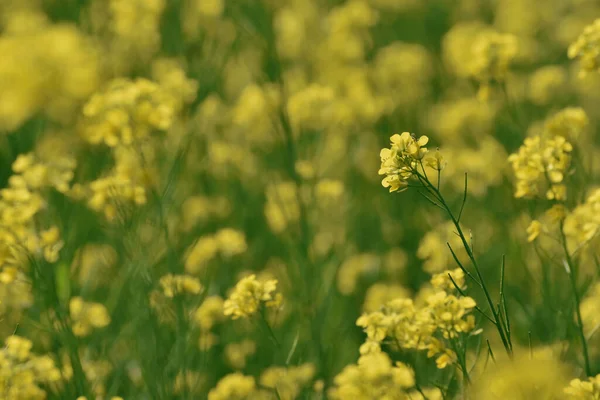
[424,291,477,339]
[569,19,600,77]
[431,268,466,292]
[185,235,219,274]
[328,352,414,400]
[224,340,256,370]
[0,335,61,399]
[81,78,176,147]
[469,31,518,100]
[223,274,281,319]
[563,188,600,251]
[378,132,429,192]
[260,363,316,400]
[208,373,257,400]
[193,296,225,331]
[526,220,542,242]
[544,107,589,141]
[214,228,247,257]
[469,352,568,400]
[508,135,573,200]
[564,374,600,399]
[159,274,203,298]
[69,296,111,337]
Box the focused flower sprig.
[378,132,434,193]
[378,132,513,358]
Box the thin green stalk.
[259,309,281,350]
[559,221,592,376]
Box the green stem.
[416,169,513,356]
[560,220,592,376]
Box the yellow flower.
[568,19,600,77]
[159,274,203,298]
[185,235,219,274]
[468,31,518,100]
[69,296,111,337]
[223,274,281,319]
[564,374,600,398]
[508,135,572,201]
[208,373,257,400]
[378,132,430,193]
[194,296,225,331]
[328,352,414,399]
[431,268,466,292]
[526,220,542,242]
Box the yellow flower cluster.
[159,274,202,298]
[336,253,380,295]
[264,182,301,234]
[431,268,466,292]
[417,222,469,274]
[325,0,379,62]
[564,189,600,251]
[469,351,568,400]
[185,228,247,274]
[565,374,600,399]
[0,20,99,131]
[328,352,415,399]
[259,363,315,399]
[80,78,176,147]
[193,296,225,350]
[569,19,600,77]
[93,0,166,72]
[356,270,477,369]
[378,132,430,192]
[0,152,75,277]
[225,340,256,370]
[528,66,568,106]
[83,173,147,221]
[180,195,231,232]
[508,135,573,200]
[0,267,33,320]
[468,31,518,99]
[372,42,433,111]
[223,274,282,320]
[436,137,506,197]
[0,335,61,400]
[207,372,257,400]
[69,296,111,337]
[544,107,589,141]
[363,283,410,312]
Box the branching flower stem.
[412,166,513,356]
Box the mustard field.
[1,0,600,399]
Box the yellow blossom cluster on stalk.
[508,135,573,201]
[565,374,600,399]
[356,269,477,369]
[0,335,61,400]
[69,296,111,337]
[569,19,600,77]
[378,132,431,192]
[328,351,433,400]
[223,274,282,320]
[468,31,518,100]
